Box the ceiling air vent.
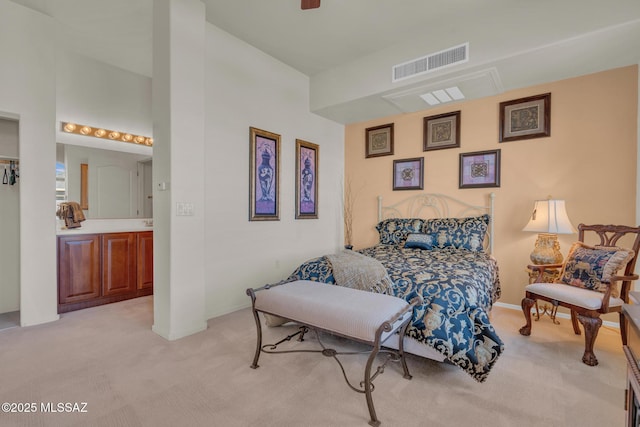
[392,43,469,82]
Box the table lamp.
[523,198,576,264]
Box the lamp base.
[530,233,563,265]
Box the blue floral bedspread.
[287,245,503,382]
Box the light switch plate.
[176,202,194,216]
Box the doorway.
[0,117,20,330]
[138,159,153,218]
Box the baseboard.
[493,301,620,329]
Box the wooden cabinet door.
[58,235,101,304]
[137,231,154,290]
[102,233,137,297]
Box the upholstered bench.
[246,280,420,427]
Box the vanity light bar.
[61,122,153,146]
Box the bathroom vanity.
[57,220,153,313]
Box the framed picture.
[295,139,319,219]
[393,157,424,191]
[365,123,394,158]
[499,93,551,142]
[459,149,501,189]
[423,111,460,151]
[249,127,280,221]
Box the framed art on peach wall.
[295,139,319,219]
[459,149,501,189]
[393,157,424,191]
[365,123,394,158]
[249,126,280,221]
[499,93,550,142]
[423,111,461,151]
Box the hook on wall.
[1,159,19,185]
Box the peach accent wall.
[345,65,638,310]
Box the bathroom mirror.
[57,143,152,219]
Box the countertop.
[56,218,153,235]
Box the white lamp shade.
[523,199,576,234]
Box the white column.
[152,0,207,339]
[0,2,58,326]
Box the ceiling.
[9,0,640,123]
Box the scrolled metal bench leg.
[250,308,262,369]
[246,288,262,369]
[397,321,413,380]
[364,345,381,427]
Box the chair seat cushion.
[525,282,624,310]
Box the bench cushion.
[254,280,411,344]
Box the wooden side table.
[526,266,561,324]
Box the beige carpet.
[0,296,626,427]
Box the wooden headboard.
[377,192,496,254]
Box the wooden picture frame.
[423,111,461,151]
[249,127,280,221]
[459,149,501,189]
[365,123,394,158]
[295,139,319,219]
[80,163,89,210]
[393,157,424,191]
[499,93,551,142]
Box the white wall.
[0,118,18,157]
[56,50,153,157]
[0,1,154,326]
[0,1,57,326]
[203,25,345,318]
[1,0,345,329]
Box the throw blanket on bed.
[288,245,503,383]
[325,250,393,294]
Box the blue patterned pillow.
[559,242,634,298]
[376,218,425,246]
[404,233,435,250]
[422,214,489,252]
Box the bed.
[280,193,503,382]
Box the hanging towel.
[56,201,86,229]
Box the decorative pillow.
[376,218,425,246]
[421,214,489,252]
[559,242,634,297]
[404,233,435,250]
